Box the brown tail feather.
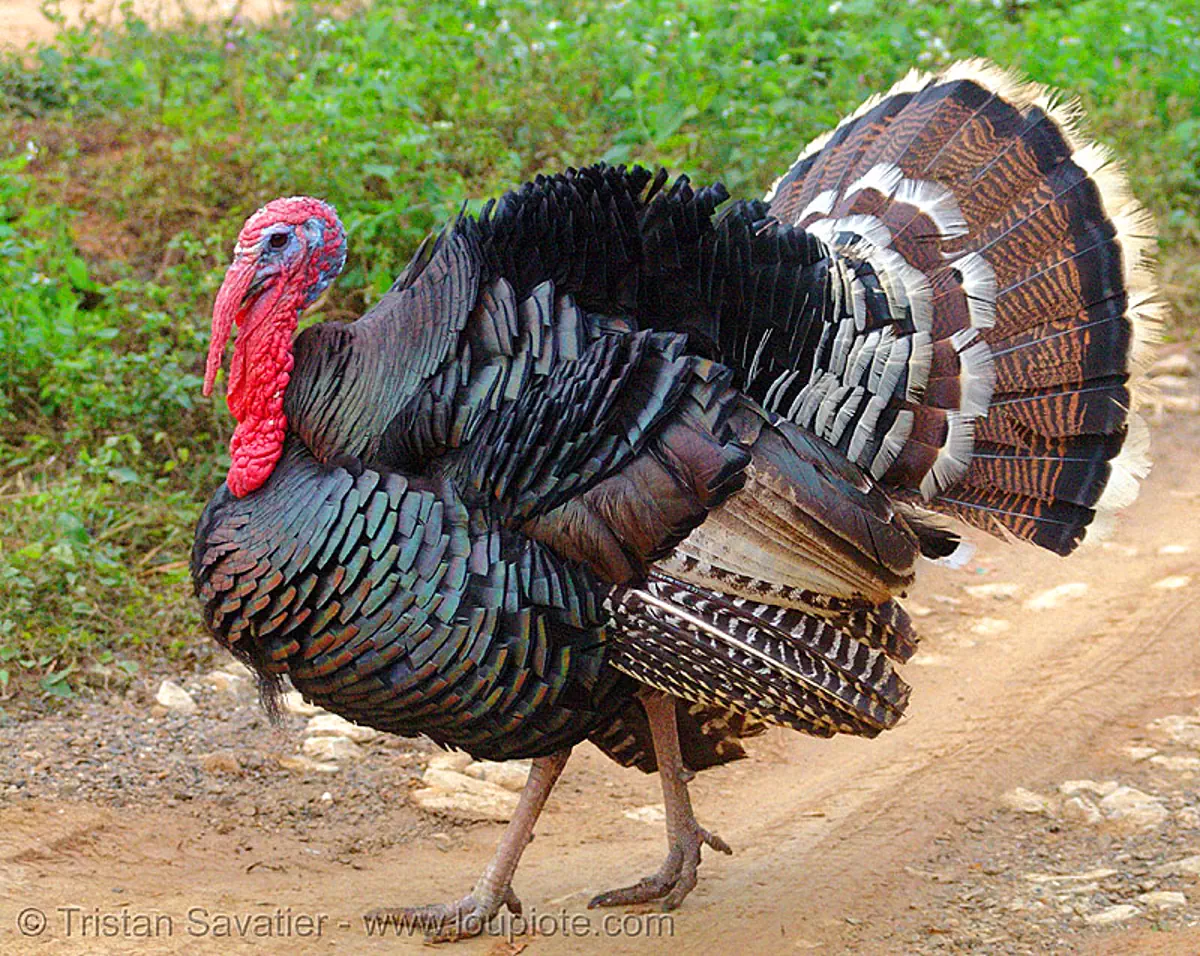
[765,59,1157,554]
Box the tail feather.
[607,573,912,738]
[655,555,919,661]
[990,308,1132,392]
[925,485,1093,556]
[963,439,1117,509]
[588,696,766,774]
[666,405,920,605]
[765,59,1158,554]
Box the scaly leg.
[589,690,731,910]
[366,749,570,941]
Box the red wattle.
[227,412,289,497]
[223,282,302,497]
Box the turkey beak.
[205,254,259,397]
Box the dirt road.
[0,0,286,48]
[1,367,1197,955]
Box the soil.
[0,0,287,49]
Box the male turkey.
[193,61,1156,936]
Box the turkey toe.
[589,823,731,910]
[365,887,520,941]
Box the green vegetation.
[1,0,1197,707]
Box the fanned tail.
[765,59,1158,554]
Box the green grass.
[1,0,1197,708]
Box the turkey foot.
[366,749,570,941]
[587,819,731,910]
[589,690,732,911]
[364,886,522,942]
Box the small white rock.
[278,754,339,774]
[411,786,518,823]
[963,583,1021,600]
[205,670,252,698]
[427,751,473,773]
[1084,904,1140,926]
[155,680,197,714]
[1154,854,1200,878]
[422,767,513,795]
[302,736,365,762]
[910,653,950,667]
[320,791,333,803]
[1138,890,1187,909]
[412,768,520,822]
[1025,868,1118,884]
[1159,544,1192,556]
[1000,787,1056,816]
[1124,745,1159,762]
[1177,807,1200,829]
[282,689,324,717]
[1061,796,1103,826]
[1100,541,1139,557]
[1149,715,1200,750]
[1060,881,1102,896]
[1059,779,1119,798]
[905,601,933,618]
[1023,582,1089,611]
[306,713,379,744]
[1150,754,1200,772]
[1098,786,1168,830]
[623,804,667,824]
[463,760,530,793]
[221,659,255,680]
[1152,575,1192,591]
[970,617,1012,636]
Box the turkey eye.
[268,233,289,250]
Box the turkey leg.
[589,689,732,910]
[366,748,570,941]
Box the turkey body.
[192,60,1157,926]
[194,439,632,760]
[192,182,929,764]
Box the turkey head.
[205,197,346,497]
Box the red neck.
[225,283,304,497]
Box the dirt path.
[0,0,286,49]
[2,373,1198,955]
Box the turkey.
[192,60,1157,937]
